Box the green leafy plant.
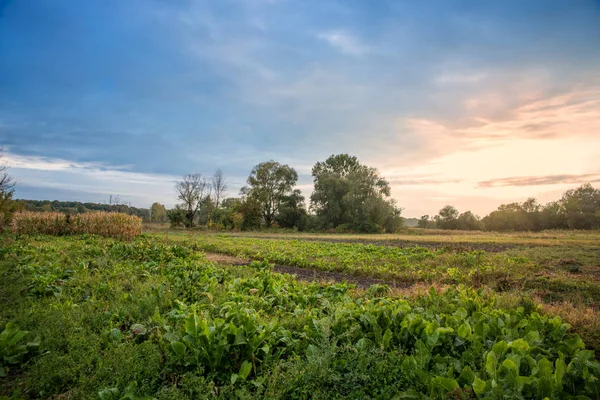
[0,322,39,377]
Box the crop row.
[189,234,535,288]
[1,235,599,398]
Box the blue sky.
[1,0,600,217]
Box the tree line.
[1,147,599,233]
[168,154,403,233]
[418,184,600,231]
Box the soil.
[203,252,408,289]
[271,264,409,289]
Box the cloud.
[2,0,600,216]
[5,152,180,206]
[388,177,462,186]
[477,174,600,188]
[317,30,366,55]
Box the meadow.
[1,227,600,398]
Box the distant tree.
[150,202,167,223]
[0,148,16,226]
[417,215,436,229]
[310,154,399,232]
[175,174,211,227]
[211,169,227,209]
[243,161,298,228]
[456,211,483,230]
[435,205,459,230]
[167,205,187,228]
[539,201,566,230]
[276,189,308,230]
[559,183,600,229]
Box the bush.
[11,211,141,239]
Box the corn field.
[11,211,142,239]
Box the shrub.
[11,211,142,239]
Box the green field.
[2,229,600,398]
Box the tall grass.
[11,211,142,239]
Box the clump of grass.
[11,211,142,239]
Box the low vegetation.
[2,234,600,399]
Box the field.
[1,228,600,398]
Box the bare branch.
[211,169,227,209]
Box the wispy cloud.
[317,30,366,55]
[478,173,600,188]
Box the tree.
[167,205,187,228]
[456,211,483,230]
[435,205,459,230]
[244,161,298,228]
[276,189,308,230]
[310,154,398,232]
[150,202,167,223]
[559,183,600,229]
[417,215,436,229]
[175,174,210,227]
[0,148,16,226]
[211,169,227,209]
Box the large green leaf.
[485,351,498,380]
[238,360,252,380]
[472,377,487,395]
[171,341,186,358]
[457,323,472,340]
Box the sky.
[1,0,599,217]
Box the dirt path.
[204,252,408,289]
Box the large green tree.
[276,189,308,230]
[310,154,401,232]
[434,205,459,230]
[244,161,298,228]
[559,183,600,229]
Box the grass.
[156,229,600,358]
[2,229,600,398]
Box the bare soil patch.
[203,251,407,289]
[271,264,409,289]
[204,252,248,265]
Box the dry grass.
[11,211,67,235]
[11,211,142,239]
[539,301,600,356]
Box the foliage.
[1,234,599,398]
[167,205,187,228]
[418,215,437,229]
[310,154,402,233]
[435,205,460,230]
[20,199,149,220]
[150,203,167,223]
[243,160,299,228]
[175,174,211,228]
[11,211,142,239]
[0,149,16,228]
[275,189,308,230]
[0,322,39,378]
[561,183,600,229]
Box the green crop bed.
[1,234,600,399]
